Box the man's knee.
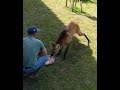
[39,55,48,61]
[36,55,48,68]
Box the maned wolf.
[50,21,91,59]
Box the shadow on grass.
[23,0,66,42]
[23,0,65,90]
[81,11,97,21]
[23,0,66,52]
[53,36,97,89]
[73,9,97,21]
[23,76,38,90]
[58,36,95,62]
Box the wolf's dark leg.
[84,34,91,45]
[63,44,70,59]
[56,47,63,57]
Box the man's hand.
[38,48,47,56]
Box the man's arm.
[38,47,47,56]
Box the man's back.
[23,36,45,69]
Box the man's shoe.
[29,74,38,79]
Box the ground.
[23,0,97,90]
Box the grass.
[23,0,97,90]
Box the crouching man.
[23,26,48,78]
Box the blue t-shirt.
[23,36,45,69]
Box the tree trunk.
[66,0,68,7]
[75,0,77,7]
[80,0,83,12]
[71,0,74,12]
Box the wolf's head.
[50,42,61,57]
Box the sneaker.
[23,73,28,77]
[29,74,38,79]
[23,72,28,77]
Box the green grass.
[23,0,97,90]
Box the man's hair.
[28,32,35,35]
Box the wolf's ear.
[49,41,55,48]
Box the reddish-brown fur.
[50,21,91,59]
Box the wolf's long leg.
[63,43,70,59]
[77,30,91,45]
[56,47,64,57]
[84,34,91,43]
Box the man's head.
[27,26,41,36]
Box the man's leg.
[35,55,48,73]
[29,55,48,78]
[23,67,36,74]
[23,67,37,78]
[23,55,48,78]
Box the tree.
[80,0,83,12]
